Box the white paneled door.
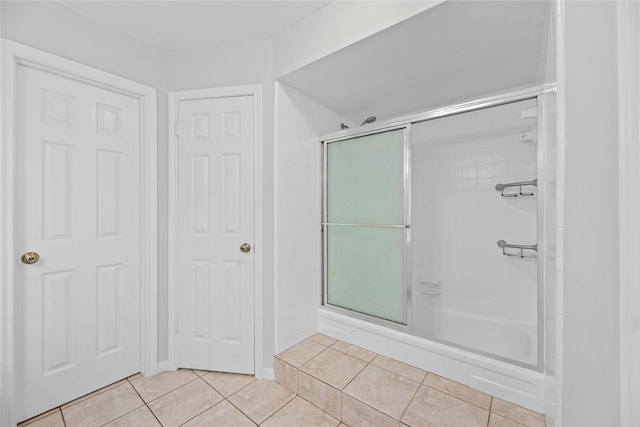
[176,96,255,374]
[16,66,141,421]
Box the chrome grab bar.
[495,178,537,197]
[497,240,537,258]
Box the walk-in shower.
[321,89,550,375]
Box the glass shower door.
[324,129,407,324]
[411,99,539,367]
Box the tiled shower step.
[274,333,546,427]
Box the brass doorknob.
[240,243,251,253]
[21,252,40,265]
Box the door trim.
[0,39,158,426]
[617,1,640,425]
[167,86,265,377]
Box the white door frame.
[0,39,158,426]
[617,1,640,425]
[167,85,265,377]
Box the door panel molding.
[167,85,264,377]
[0,39,158,427]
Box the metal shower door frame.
[322,124,412,329]
[320,83,556,371]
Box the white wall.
[273,82,351,353]
[561,1,619,425]
[164,39,276,367]
[273,1,443,78]
[0,1,166,88]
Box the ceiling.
[279,1,551,123]
[55,0,550,124]
[58,1,330,50]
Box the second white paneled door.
[176,96,255,374]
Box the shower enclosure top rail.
[321,83,556,143]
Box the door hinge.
[175,123,180,138]
[175,318,179,334]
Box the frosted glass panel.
[327,130,404,225]
[327,226,405,324]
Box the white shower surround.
[413,306,537,366]
[318,85,557,414]
[410,97,539,368]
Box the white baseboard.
[259,368,275,380]
[156,361,171,374]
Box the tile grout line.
[488,410,532,427]
[307,336,338,348]
[489,398,544,427]
[126,376,163,426]
[488,396,536,426]
[295,357,363,399]
[178,370,260,426]
[420,381,494,412]
[294,370,343,421]
[368,360,426,385]
[222,378,291,426]
[342,390,396,423]
[487,397,494,427]
[258,394,341,427]
[485,398,490,427]
[328,341,433,385]
[175,398,222,427]
[255,392,297,426]
[60,378,128,411]
[60,407,68,427]
[328,342,376,364]
[398,378,423,424]
[137,371,203,405]
[276,340,330,369]
[256,395,293,427]
[97,403,146,427]
[223,396,260,426]
[158,374,248,426]
[198,371,227,398]
[299,344,330,368]
[338,361,368,392]
[18,410,55,427]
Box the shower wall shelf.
[495,178,537,197]
[497,240,537,258]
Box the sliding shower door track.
[322,223,409,228]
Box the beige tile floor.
[18,370,296,427]
[18,333,546,427]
